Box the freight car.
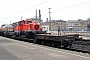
[34,33,90,53]
[34,33,80,48]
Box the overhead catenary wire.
[41,1,90,17]
[1,0,30,16]
[5,0,50,19]
[3,0,90,22]
[5,0,88,19]
[52,1,90,13]
[41,1,90,21]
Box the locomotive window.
[14,22,18,27]
[16,23,18,26]
[19,21,23,26]
[27,21,32,24]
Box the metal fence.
[51,31,90,36]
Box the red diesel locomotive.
[0,19,45,39]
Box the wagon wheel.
[11,33,16,39]
[34,37,38,44]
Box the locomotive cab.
[0,24,14,36]
[14,20,41,31]
[13,20,45,39]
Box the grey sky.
[0,0,90,25]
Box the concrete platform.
[0,36,90,60]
